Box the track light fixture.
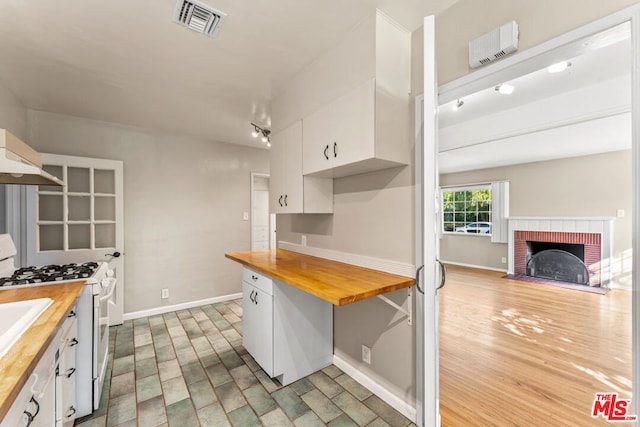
[250,122,271,145]
[547,61,571,73]
[495,84,514,95]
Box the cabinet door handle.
[278,195,283,207]
[436,259,447,291]
[65,367,76,378]
[254,291,258,304]
[24,410,34,426]
[284,194,288,206]
[324,145,329,160]
[249,290,255,303]
[69,338,79,347]
[333,142,337,158]
[67,310,76,318]
[66,406,77,418]
[30,396,40,417]
[251,275,258,281]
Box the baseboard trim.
[332,354,416,423]
[123,293,242,321]
[441,260,507,273]
[279,241,414,278]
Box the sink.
[0,298,53,359]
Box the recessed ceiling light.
[547,61,572,73]
[495,84,514,95]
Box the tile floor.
[75,300,415,427]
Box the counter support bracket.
[376,287,412,325]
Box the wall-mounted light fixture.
[251,122,271,147]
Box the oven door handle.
[99,278,117,302]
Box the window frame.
[441,184,493,236]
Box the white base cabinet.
[242,267,333,385]
[56,312,78,427]
[1,308,77,427]
[242,273,274,377]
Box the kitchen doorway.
[429,9,638,425]
[251,172,274,250]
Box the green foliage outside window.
[442,187,492,233]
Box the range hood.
[0,129,63,186]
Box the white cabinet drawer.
[242,268,273,295]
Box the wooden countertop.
[0,281,85,421]
[225,249,414,306]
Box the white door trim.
[417,15,439,427]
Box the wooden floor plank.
[440,265,632,426]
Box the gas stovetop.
[0,262,100,287]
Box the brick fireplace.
[514,230,601,286]
[508,217,614,287]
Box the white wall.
[27,110,269,314]
[0,78,28,238]
[0,78,27,140]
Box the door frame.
[429,4,640,422]
[417,15,439,427]
[250,172,273,250]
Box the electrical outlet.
[161,288,169,299]
[301,235,307,246]
[501,257,507,264]
[361,345,371,364]
[243,212,249,221]
[617,209,626,218]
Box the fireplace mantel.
[507,217,615,287]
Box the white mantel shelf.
[507,216,616,221]
[507,216,615,286]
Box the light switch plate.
[243,212,249,220]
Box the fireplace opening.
[525,240,589,285]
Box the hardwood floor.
[439,265,632,427]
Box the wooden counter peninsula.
[224,249,414,306]
[225,249,414,386]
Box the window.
[442,185,492,235]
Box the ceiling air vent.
[173,0,226,38]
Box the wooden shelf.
[225,249,414,306]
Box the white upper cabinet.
[296,10,411,178]
[269,121,333,214]
[303,79,376,176]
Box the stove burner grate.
[0,262,100,287]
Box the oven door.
[93,277,116,410]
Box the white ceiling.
[0,0,457,149]
[438,24,632,174]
